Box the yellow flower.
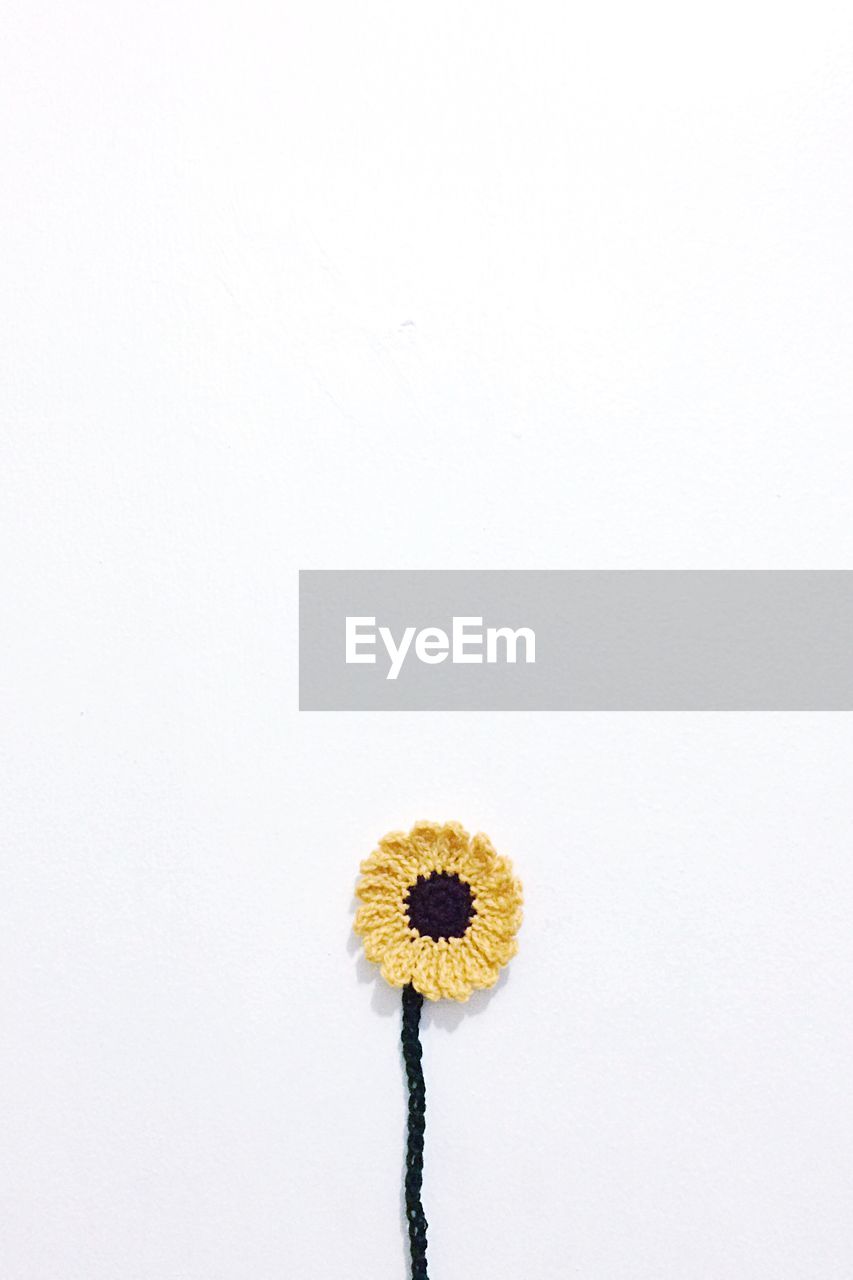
[354,820,523,1001]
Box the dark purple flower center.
[405,871,476,941]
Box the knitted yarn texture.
[354,820,522,1280]
[354,820,523,1001]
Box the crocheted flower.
[354,820,523,1001]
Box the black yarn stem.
[401,983,429,1280]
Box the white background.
[2,1,853,1276]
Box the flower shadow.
[348,890,513,1026]
[422,964,509,1032]
[349,919,511,1027]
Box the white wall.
[2,2,853,1276]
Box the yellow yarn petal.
[354,821,522,1002]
